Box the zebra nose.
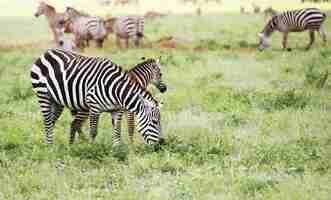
[158,85,167,93]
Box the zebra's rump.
[31,49,114,111]
[114,16,144,38]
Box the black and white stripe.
[64,7,107,48]
[31,49,164,145]
[112,58,167,144]
[259,8,327,50]
[111,16,145,47]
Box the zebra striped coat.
[105,16,144,48]
[64,58,167,144]
[259,8,327,51]
[64,7,107,49]
[31,49,164,145]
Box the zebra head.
[144,57,167,93]
[258,32,271,51]
[136,96,164,146]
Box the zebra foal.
[258,8,327,51]
[31,49,164,146]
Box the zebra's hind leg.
[38,95,55,145]
[306,30,315,50]
[89,111,100,141]
[52,104,64,125]
[69,111,89,144]
[319,24,327,45]
[282,32,290,51]
[96,38,104,48]
[111,111,124,146]
[127,111,135,144]
[132,35,141,47]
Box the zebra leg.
[38,96,55,145]
[96,39,104,48]
[282,32,289,50]
[111,111,123,145]
[52,104,64,125]
[127,111,135,144]
[133,35,140,47]
[89,111,100,141]
[319,25,327,45]
[306,30,315,50]
[69,111,89,144]
[116,36,121,48]
[124,38,129,49]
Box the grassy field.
[0,0,331,199]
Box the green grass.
[1,0,331,199]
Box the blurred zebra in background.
[34,1,66,47]
[258,8,327,51]
[264,7,278,20]
[105,16,145,48]
[31,49,164,145]
[64,7,107,49]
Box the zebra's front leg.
[306,30,315,50]
[69,111,89,144]
[111,111,124,146]
[127,111,135,144]
[89,111,100,141]
[319,24,327,46]
[282,32,290,51]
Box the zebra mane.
[129,58,156,72]
[66,7,90,18]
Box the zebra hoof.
[286,48,292,52]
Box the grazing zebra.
[34,1,66,47]
[105,16,145,48]
[258,8,327,51]
[64,7,107,49]
[264,7,278,20]
[31,49,164,146]
[112,58,167,144]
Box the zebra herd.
[31,2,328,148]
[35,1,149,50]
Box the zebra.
[58,57,167,144]
[105,16,145,48]
[111,57,167,144]
[34,1,66,47]
[258,8,327,51]
[264,7,278,20]
[31,49,165,146]
[64,7,107,49]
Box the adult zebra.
[258,8,327,51]
[31,49,164,146]
[105,16,145,48]
[64,7,107,49]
